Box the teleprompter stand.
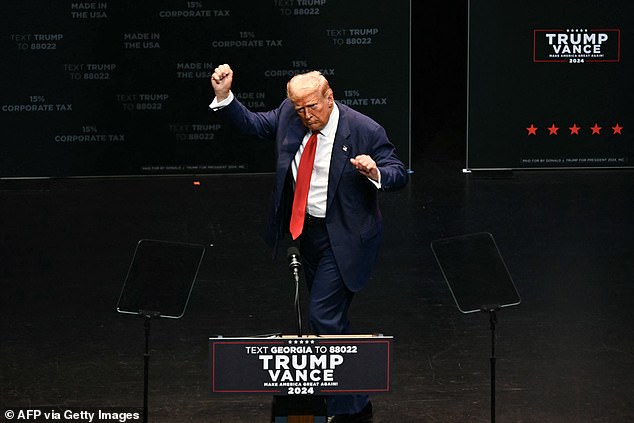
[431,232,521,423]
[116,239,206,423]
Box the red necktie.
[289,132,318,240]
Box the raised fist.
[210,63,234,101]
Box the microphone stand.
[287,248,303,337]
[292,265,303,337]
[272,248,327,422]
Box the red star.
[612,123,623,135]
[548,123,559,135]
[590,123,602,135]
[526,124,538,136]
[569,123,581,135]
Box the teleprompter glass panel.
[117,239,205,319]
[431,232,520,313]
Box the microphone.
[287,247,302,282]
[287,246,303,336]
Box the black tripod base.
[271,395,327,423]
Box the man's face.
[290,87,334,132]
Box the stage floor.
[2,160,633,422]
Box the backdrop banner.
[1,0,410,178]
[467,0,633,170]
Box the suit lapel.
[273,114,306,212]
[278,119,305,175]
[281,120,306,162]
[327,105,352,213]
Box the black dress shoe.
[329,401,373,423]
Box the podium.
[209,334,392,422]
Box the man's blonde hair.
[286,71,331,100]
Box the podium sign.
[210,335,392,395]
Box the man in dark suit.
[210,64,408,422]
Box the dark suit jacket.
[216,97,408,292]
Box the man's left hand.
[350,155,379,182]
